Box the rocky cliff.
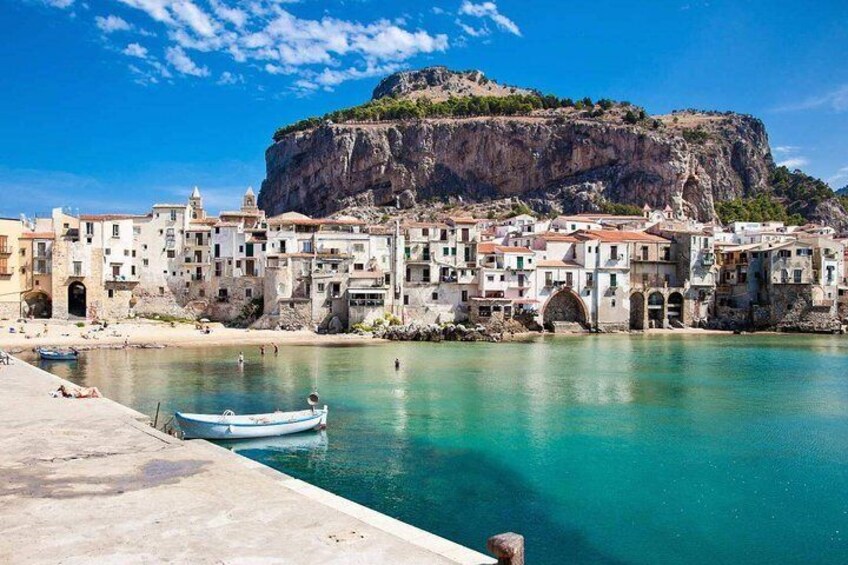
[259,68,793,222]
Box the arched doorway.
[23,291,52,319]
[667,292,684,326]
[543,289,587,329]
[647,292,665,328]
[630,292,645,330]
[68,282,86,318]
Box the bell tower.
[241,186,258,212]
[189,186,205,220]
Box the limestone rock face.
[260,113,773,222]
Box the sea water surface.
[31,334,848,564]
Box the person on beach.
[273,343,279,355]
[260,345,265,356]
[394,358,400,370]
[238,352,244,365]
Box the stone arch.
[68,282,87,318]
[23,290,52,319]
[542,288,587,329]
[647,291,665,328]
[630,292,646,330]
[667,292,684,325]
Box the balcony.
[702,253,715,266]
[0,245,12,255]
[349,299,385,307]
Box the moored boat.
[37,348,79,361]
[175,405,328,440]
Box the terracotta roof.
[538,232,579,242]
[477,243,533,254]
[536,259,581,268]
[79,214,146,221]
[576,230,668,243]
[20,232,54,239]
[448,216,478,224]
[576,213,645,220]
[402,221,449,229]
[268,215,364,226]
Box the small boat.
[175,393,328,440]
[37,347,79,361]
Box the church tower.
[188,186,205,220]
[241,186,258,212]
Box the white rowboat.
[175,406,328,440]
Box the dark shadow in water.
[246,430,628,565]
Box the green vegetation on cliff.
[273,94,633,141]
[715,166,842,225]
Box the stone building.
[0,217,24,319]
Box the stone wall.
[0,301,20,320]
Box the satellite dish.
[307,392,320,406]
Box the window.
[384,273,391,286]
[545,272,553,286]
[105,248,111,256]
[218,288,228,299]
[353,243,365,253]
[143,259,149,266]
[443,247,450,256]
[432,291,439,301]
[487,275,494,282]
[566,272,573,287]
[610,245,618,260]
[793,269,802,283]
[331,283,341,298]
[318,283,325,292]
[131,266,136,276]
[610,274,617,287]
[403,294,409,305]
[422,267,430,282]
[107,289,114,298]
[167,250,176,259]
[72,261,82,276]
[611,299,616,308]
[112,224,120,238]
[354,263,364,271]
[586,273,594,287]
[214,244,220,258]
[641,246,649,260]
[170,210,177,221]
[461,290,468,302]
[421,228,429,237]
[85,222,94,236]
[245,288,253,298]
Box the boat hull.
[175,407,328,440]
[37,348,78,361]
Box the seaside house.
[0,217,24,319]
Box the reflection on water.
[218,430,329,455]
[27,334,848,565]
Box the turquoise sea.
[33,334,848,564]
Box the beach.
[0,318,377,353]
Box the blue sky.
[1,0,846,218]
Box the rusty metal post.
[487,532,524,565]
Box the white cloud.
[165,45,209,76]
[777,84,848,113]
[455,20,488,37]
[95,14,132,33]
[122,42,149,58]
[30,0,507,90]
[776,157,810,169]
[458,1,520,36]
[773,145,800,155]
[828,166,848,188]
[42,0,75,8]
[216,70,243,85]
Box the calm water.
[30,335,848,564]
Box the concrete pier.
[0,356,495,564]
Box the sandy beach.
[0,318,378,354]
